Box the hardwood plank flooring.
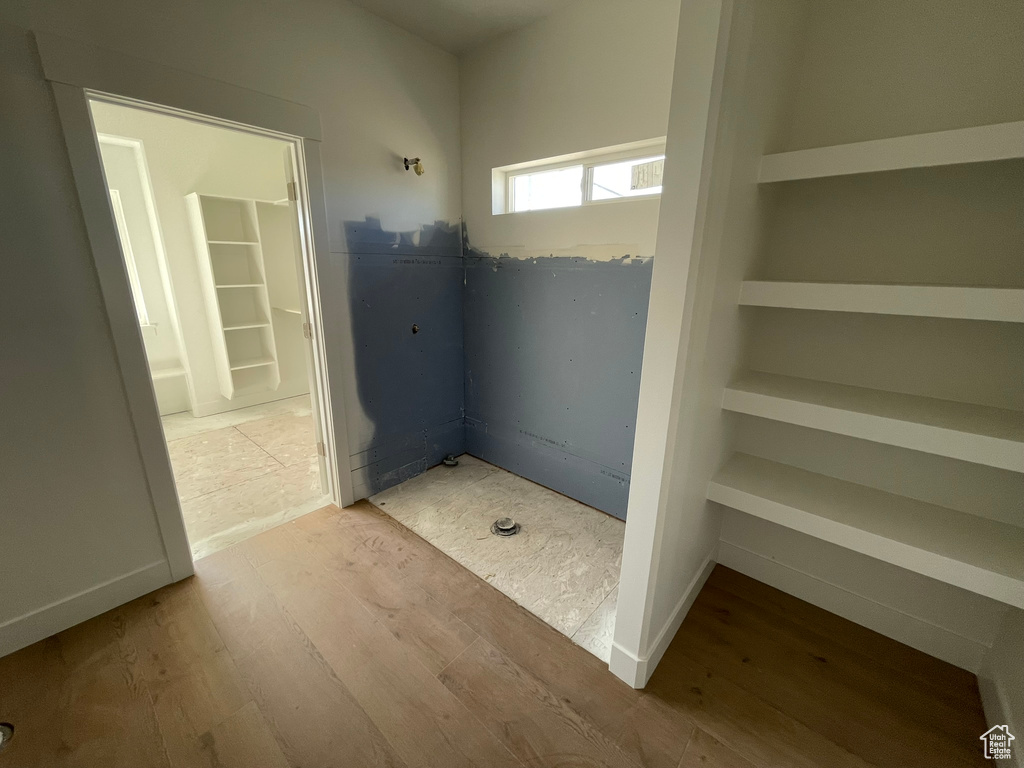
[0,501,990,767]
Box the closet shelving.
[738,281,1024,323]
[722,371,1024,473]
[186,193,282,400]
[710,114,1024,608]
[757,120,1024,183]
[708,453,1024,609]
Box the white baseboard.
[610,552,716,688]
[979,675,1023,768]
[717,540,990,673]
[0,560,171,658]
[191,384,310,418]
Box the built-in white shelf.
[758,121,1024,183]
[708,453,1024,609]
[149,364,186,382]
[187,193,281,399]
[723,371,1024,473]
[223,322,272,331]
[273,306,303,316]
[229,356,276,372]
[738,281,1024,323]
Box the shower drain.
[491,517,520,537]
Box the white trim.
[0,560,170,658]
[612,0,732,687]
[40,40,354,630]
[610,552,716,688]
[978,677,1024,768]
[51,82,195,582]
[34,32,321,141]
[717,540,991,672]
[294,139,353,507]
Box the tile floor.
[162,396,329,559]
[370,455,623,662]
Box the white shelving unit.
[723,371,1024,473]
[186,193,281,400]
[758,121,1024,183]
[708,453,1024,609]
[701,17,1024,630]
[738,281,1024,323]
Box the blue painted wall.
[462,251,653,519]
[345,218,465,497]
[344,219,653,519]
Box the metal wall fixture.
[403,157,425,176]
[0,723,14,752]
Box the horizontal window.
[511,165,584,212]
[589,155,664,201]
[493,140,667,215]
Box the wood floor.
[0,501,989,767]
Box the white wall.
[0,0,460,656]
[459,0,680,259]
[0,25,172,654]
[91,102,310,416]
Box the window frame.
[496,139,667,215]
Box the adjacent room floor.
[161,395,328,558]
[370,455,623,661]
[0,502,988,767]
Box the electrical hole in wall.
[89,98,331,560]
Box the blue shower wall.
[342,217,654,518]
[344,218,465,498]
[462,253,654,519]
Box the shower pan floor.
[370,455,622,662]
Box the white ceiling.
[348,0,571,53]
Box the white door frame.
[37,32,355,580]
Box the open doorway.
[88,97,332,559]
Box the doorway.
[88,97,333,559]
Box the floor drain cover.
[0,723,13,751]
[491,517,520,536]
